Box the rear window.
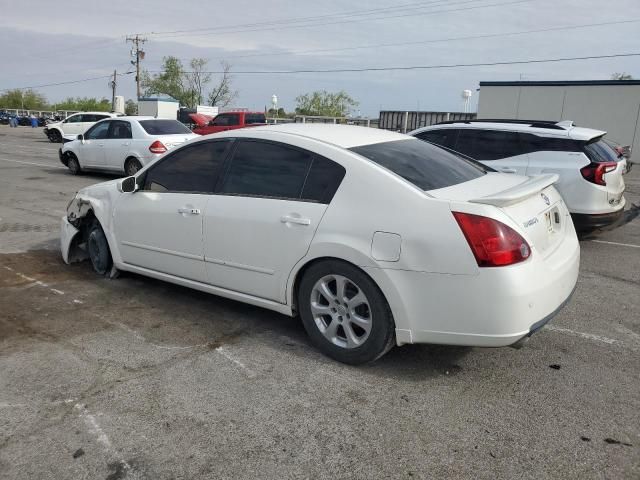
[139,119,192,135]
[583,139,619,163]
[245,113,266,124]
[350,139,486,191]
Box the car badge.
[541,193,550,205]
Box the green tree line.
[0,88,115,112]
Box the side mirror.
[77,134,84,143]
[118,176,138,193]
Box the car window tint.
[139,119,191,135]
[82,114,96,122]
[454,129,523,160]
[583,139,619,163]
[221,140,313,199]
[350,139,486,191]
[301,156,346,203]
[108,121,132,139]
[415,129,458,149]
[65,115,82,123]
[519,133,582,154]
[212,114,240,126]
[85,121,110,140]
[245,113,266,124]
[142,140,233,193]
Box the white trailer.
[137,96,180,119]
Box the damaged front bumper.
[60,216,79,264]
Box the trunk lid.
[155,133,199,150]
[430,173,570,257]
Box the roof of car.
[412,120,606,141]
[242,123,410,148]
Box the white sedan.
[61,124,580,364]
[59,116,198,176]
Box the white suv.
[410,120,627,231]
[45,112,121,143]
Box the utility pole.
[126,35,146,100]
[110,69,117,112]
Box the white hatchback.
[61,124,579,364]
[410,120,627,231]
[59,117,199,176]
[45,111,120,143]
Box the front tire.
[298,260,395,364]
[49,130,62,143]
[124,158,142,176]
[87,222,112,275]
[66,153,81,175]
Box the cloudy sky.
[1,0,639,115]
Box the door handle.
[498,167,517,174]
[281,215,310,226]
[178,207,201,215]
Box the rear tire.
[298,260,395,365]
[124,158,142,176]
[49,130,62,143]
[66,153,81,175]
[87,222,112,275]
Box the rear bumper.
[366,229,580,347]
[571,209,625,230]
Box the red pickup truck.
[190,111,267,135]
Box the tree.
[207,61,238,108]
[125,99,138,115]
[142,57,238,109]
[295,90,358,117]
[611,72,633,80]
[0,89,48,109]
[54,97,111,111]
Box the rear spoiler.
[469,174,559,207]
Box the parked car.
[190,111,267,135]
[45,112,121,143]
[61,124,579,364]
[59,117,198,176]
[410,120,627,231]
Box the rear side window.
[301,157,346,203]
[415,129,458,149]
[142,140,233,193]
[108,120,132,139]
[454,129,523,160]
[221,140,313,199]
[519,133,582,154]
[583,139,619,163]
[139,120,191,135]
[350,139,486,191]
[245,113,266,124]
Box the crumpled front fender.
[60,216,84,264]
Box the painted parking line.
[0,157,65,169]
[590,240,640,249]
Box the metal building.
[477,80,640,156]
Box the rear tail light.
[580,161,617,186]
[149,140,167,154]
[452,212,531,267]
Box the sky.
[1,0,639,116]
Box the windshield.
[349,139,487,191]
[139,120,192,135]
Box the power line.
[150,0,532,39]
[149,53,640,75]
[212,19,640,62]
[139,0,478,37]
[1,71,134,92]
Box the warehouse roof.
[480,80,640,87]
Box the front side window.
[454,129,523,160]
[84,121,110,140]
[415,129,458,149]
[142,140,233,193]
[108,120,132,139]
[220,140,313,199]
[350,139,486,191]
[65,114,82,123]
[212,114,240,127]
